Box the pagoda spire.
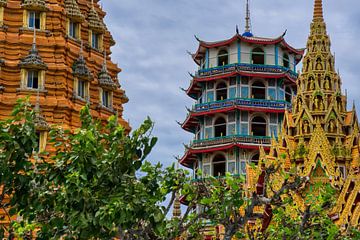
[242,0,253,37]
[313,0,324,21]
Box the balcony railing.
[192,135,271,148]
[194,98,291,113]
[196,63,298,80]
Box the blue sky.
[101,0,360,167]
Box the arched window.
[218,49,229,66]
[251,81,266,99]
[252,47,265,65]
[214,117,227,137]
[283,53,290,68]
[251,116,267,136]
[251,154,260,165]
[216,82,227,101]
[213,154,226,177]
[285,86,292,103]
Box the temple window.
[88,3,105,51]
[216,82,227,101]
[100,88,113,108]
[339,165,346,179]
[89,30,103,51]
[20,69,45,90]
[217,49,229,66]
[251,47,265,65]
[22,3,47,31]
[285,86,292,103]
[35,131,48,153]
[28,11,41,29]
[214,117,227,137]
[251,116,267,136]
[68,19,81,39]
[27,70,39,89]
[74,78,89,100]
[283,53,290,68]
[251,81,266,99]
[213,154,226,177]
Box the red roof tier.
[180,143,270,168]
[193,31,305,64]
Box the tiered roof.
[88,1,105,32]
[21,0,47,11]
[64,0,84,21]
[254,0,360,230]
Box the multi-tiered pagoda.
[180,1,304,183]
[0,0,129,224]
[255,0,360,231]
[0,0,129,150]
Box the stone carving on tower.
[254,0,360,230]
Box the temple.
[180,0,303,187]
[254,0,360,231]
[0,0,129,224]
[0,0,129,146]
[179,0,304,236]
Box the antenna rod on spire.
[33,26,36,45]
[245,0,251,33]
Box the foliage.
[0,98,39,238]
[0,100,359,240]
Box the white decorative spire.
[243,0,253,37]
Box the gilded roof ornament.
[19,28,47,70]
[21,0,48,11]
[64,0,84,22]
[88,0,105,32]
[98,51,117,90]
[72,41,93,80]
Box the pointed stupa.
[21,0,47,11]
[19,28,47,70]
[64,0,84,22]
[73,41,93,80]
[98,51,117,90]
[88,0,105,33]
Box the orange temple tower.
[0,0,129,132]
[0,0,130,224]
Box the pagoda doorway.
[214,117,227,137]
[251,116,267,136]
[213,154,226,177]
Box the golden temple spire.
[313,0,324,21]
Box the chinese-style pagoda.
[254,0,360,231]
[180,0,303,187]
[0,0,129,224]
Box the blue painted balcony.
[192,135,271,149]
[196,63,298,81]
[194,98,292,113]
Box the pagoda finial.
[242,0,253,37]
[102,49,107,72]
[32,26,37,53]
[35,87,40,113]
[313,0,324,21]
